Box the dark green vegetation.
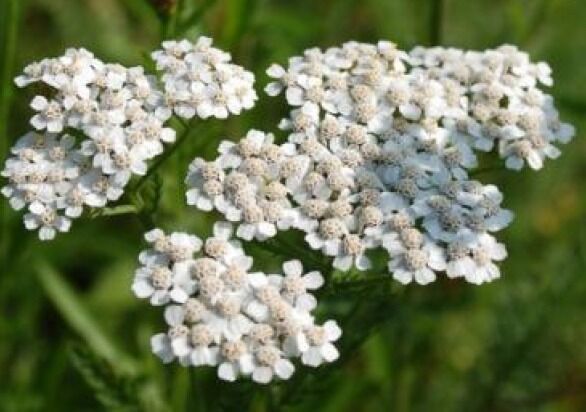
[1,0,585,410]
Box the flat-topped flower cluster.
[152,37,257,120]
[2,38,257,239]
[2,37,577,384]
[132,223,340,383]
[186,41,575,285]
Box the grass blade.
[36,262,138,374]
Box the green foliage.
[67,343,142,411]
[1,0,586,411]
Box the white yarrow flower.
[132,227,340,383]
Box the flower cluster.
[2,48,174,239]
[268,42,574,171]
[152,37,257,120]
[4,38,578,386]
[185,130,300,241]
[133,223,341,383]
[2,39,257,240]
[186,41,575,285]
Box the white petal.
[323,239,341,256]
[505,156,524,170]
[151,334,174,363]
[303,271,324,289]
[283,260,303,277]
[196,197,213,211]
[30,95,48,110]
[29,201,46,215]
[132,279,154,298]
[301,347,323,367]
[169,287,189,303]
[274,359,295,380]
[400,103,421,120]
[286,87,305,106]
[305,232,323,249]
[30,115,46,130]
[171,337,191,357]
[392,268,413,284]
[248,272,268,287]
[296,333,310,352]
[252,367,273,384]
[191,348,209,366]
[151,290,170,306]
[257,222,276,239]
[236,223,256,241]
[427,246,446,271]
[490,242,507,261]
[296,294,317,311]
[320,343,339,362]
[39,226,56,240]
[245,300,269,321]
[266,64,285,78]
[239,354,255,375]
[264,82,283,96]
[557,123,575,143]
[355,254,372,271]
[218,362,238,382]
[164,305,185,326]
[526,151,543,170]
[324,320,342,341]
[415,268,436,285]
[379,192,407,212]
[213,221,233,240]
[333,255,353,271]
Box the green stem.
[222,0,257,48]
[392,313,414,412]
[429,0,444,46]
[191,369,207,412]
[179,0,218,34]
[0,0,19,270]
[162,0,183,39]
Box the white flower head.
[152,37,257,121]
[133,228,341,384]
[5,48,178,240]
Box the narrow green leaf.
[68,342,142,411]
[90,204,140,218]
[36,262,138,374]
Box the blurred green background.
[1,0,586,410]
